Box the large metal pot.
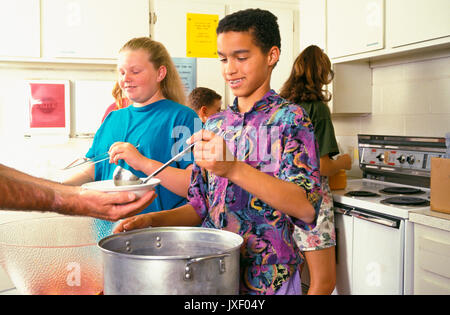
[98,227,243,295]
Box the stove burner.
[379,187,424,195]
[380,196,430,206]
[345,190,380,197]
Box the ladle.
[113,142,195,186]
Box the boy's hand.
[113,213,154,233]
[188,130,237,178]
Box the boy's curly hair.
[216,8,281,54]
[187,87,222,112]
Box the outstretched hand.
[75,189,157,221]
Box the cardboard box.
[430,157,450,214]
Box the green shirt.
[299,101,339,158]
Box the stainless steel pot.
[98,227,243,295]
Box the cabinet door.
[228,5,295,93]
[0,0,40,58]
[331,62,372,114]
[152,0,226,103]
[41,0,150,59]
[414,224,450,295]
[327,0,384,59]
[352,216,403,294]
[387,0,450,48]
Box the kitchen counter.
[410,209,450,232]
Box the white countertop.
[409,209,450,232]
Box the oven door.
[335,203,404,294]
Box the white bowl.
[81,178,160,198]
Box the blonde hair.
[111,81,129,109]
[119,37,186,105]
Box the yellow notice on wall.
[186,13,219,58]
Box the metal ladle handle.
[141,142,195,184]
[142,127,224,184]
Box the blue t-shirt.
[86,99,199,215]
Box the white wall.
[0,62,116,180]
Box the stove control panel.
[360,148,444,172]
[357,135,446,181]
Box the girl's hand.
[187,129,237,178]
[113,213,154,233]
[108,142,146,171]
[337,154,352,170]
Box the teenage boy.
[114,8,321,295]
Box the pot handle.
[184,253,230,281]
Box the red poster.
[29,83,66,128]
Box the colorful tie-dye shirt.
[187,90,322,294]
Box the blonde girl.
[65,37,198,220]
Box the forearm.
[151,204,202,227]
[0,167,78,213]
[63,164,95,186]
[227,162,316,223]
[320,154,351,177]
[0,164,62,190]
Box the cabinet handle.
[352,210,399,228]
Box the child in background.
[114,9,322,295]
[187,87,222,123]
[280,45,352,294]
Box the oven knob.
[376,153,384,162]
[397,155,406,164]
[407,155,415,164]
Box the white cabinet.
[327,0,384,59]
[334,207,406,294]
[352,216,403,294]
[41,0,150,59]
[414,223,450,295]
[387,0,450,48]
[330,62,372,114]
[152,0,226,102]
[0,0,40,58]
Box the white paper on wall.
[74,80,115,136]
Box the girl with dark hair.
[280,45,351,295]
